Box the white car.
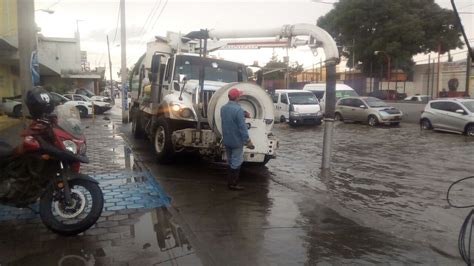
[0,96,22,117]
[404,95,430,103]
[63,94,112,115]
[74,88,111,103]
[50,92,94,118]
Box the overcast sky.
[34,0,473,79]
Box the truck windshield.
[174,55,247,83]
[288,93,318,105]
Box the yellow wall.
[0,64,19,97]
[0,0,17,38]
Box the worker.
[220,88,254,190]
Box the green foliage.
[318,0,463,77]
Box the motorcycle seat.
[0,141,15,158]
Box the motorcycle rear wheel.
[39,178,103,236]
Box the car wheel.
[13,105,22,117]
[368,115,378,127]
[280,115,286,123]
[335,113,344,122]
[465,124,474,137]
[420,119,432,130]
[76,106,88,118]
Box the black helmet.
[26,86,55,118]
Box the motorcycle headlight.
[63,140,77,154]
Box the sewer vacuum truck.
[129,31,278,165]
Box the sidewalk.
[0,109,201,265]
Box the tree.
[263,53,304,81]
[317,0,463,78]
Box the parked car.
[63,94,111,115]
[49,92,94,118]
[0,96,22,117]
[273,89,323,126]
[420,98,474,136]
[302,83,358,113]
[335,96,403,126]
[404,95,431,103]
[74,88,111,103]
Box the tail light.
[70,162,81,173]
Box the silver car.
[420,98,474,136]
[335,97,403,126]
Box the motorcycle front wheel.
[39,178,103,236]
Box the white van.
[272,90,323,126]
[302,83,358,113]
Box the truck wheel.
[132,112,144,139]
[153,116,174,163]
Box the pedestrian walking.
[220,88,254,190]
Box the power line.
[112,3,121,44]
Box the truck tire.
[153,116,174,163]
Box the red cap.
[228,88,243,100]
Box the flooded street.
[127,121,474,265]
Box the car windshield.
[54,104,83,138]
[78,88,95,97]
[365,97,389,107]
[335,90,358,99]
[288,92,318,105]
[461,101,474,112]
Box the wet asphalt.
[124,119,474,265]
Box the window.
[431,102,444,110]
[73,95,85,101]
[444,102,463,113]
[461,101,474,112]
[338,98,351,106]
[431,101,463,112]
[164,57,174,83]
[352,99,365,108]
[64,95,72,100]
[272,94,279,104]
[281,94,288,104]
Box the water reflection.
[2,207,199,265]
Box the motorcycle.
[0,88,103,236]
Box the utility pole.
[427,54,431,97]
[17,0,36,118]
[321,58,337,174]
[436,43,441,98]
[120,0,129,123]
[106,35,115,105]
[466,52,472,95]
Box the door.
[440,102,467,132]
[429,102,444,128]
[351,99,368,122]
[280,93,290,121]
[337,98,351,119]
[273,93,281,121]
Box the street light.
[374,50,391,81]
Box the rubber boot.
[228,168,244,191]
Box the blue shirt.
[220,101,249,148]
